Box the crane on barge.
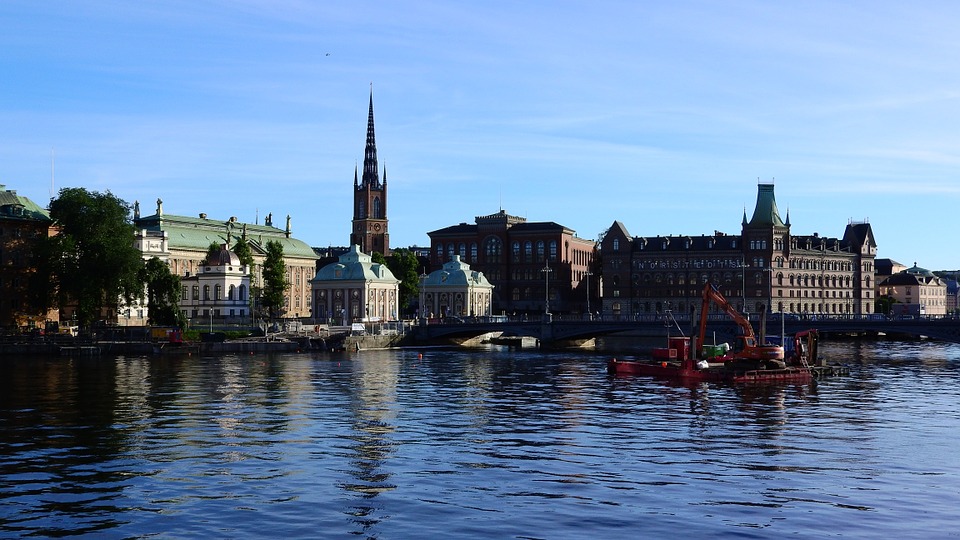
[698,282,785,363]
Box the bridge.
[409,315,960,348]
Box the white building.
[180,244,251,321]
[311,245,399,324]
[419,255,494,319]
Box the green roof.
[0,186,51,222]
[135,213,317,259]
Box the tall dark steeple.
[361,90,380,189]
[350,86,390,255]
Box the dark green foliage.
[205,242,221,264]
[33,188,144,326]
[387,248,421,316]
[371,251,387,265]
[142,257,186,328]
[261,240,288,319]
[232,239,254,270]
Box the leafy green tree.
[387,248,421,317]
[371,251,387,265]
[31,188,144,326]
[261,240,288,320]
[205,242,221,263]
[142,257,186,328]
[232,238,254,269]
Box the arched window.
[484,237,503,263]
[372,197,382,218]
[436,243,443,259]
[215,285,222,300]
[536,241,545,262]
[359,200,366,218]
[470,243,478,261]
[238,285,246,301]
[228,285,235,300]
[512,241,521,261]
[524,241,533,262]
[549,240,558,260]
[458,243,466,258]
[203,285,210,300]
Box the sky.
[2,1,959,268]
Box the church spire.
[361,86,380,188]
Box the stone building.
[419,255,494,319]
[600,183,878,319]
[427,210,596,316]
[179,244,252,322]
[134,200,317,323]
[878,263,947,317]
[310,244,400,324]
[0,185,57,330]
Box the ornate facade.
[600,183,878,318]
[427,210,596,315]
[180,244,251,321]
[350,89,390,255]
[419,255,494,319]
[310,245,399,323]
[134,200,317,322]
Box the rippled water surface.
[2,340,960,538]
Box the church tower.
[350,88,390,255]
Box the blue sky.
[2,1,958,268]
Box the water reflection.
[1,341,960,538]
[340,354,400,533]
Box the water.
[2,340,960,538]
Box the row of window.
[609,272,859,288]
[611,300,863,315]
[435,238,561,264]
[182,284,248,301]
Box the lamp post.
[585,271,594,319]
[740,257,748,317]
[542,262,553,317]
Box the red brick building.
[427,210,596,316]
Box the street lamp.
[740,257,748,316]
[542,262,553,316]
[585,271,594,319]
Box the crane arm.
[699,283,756,346]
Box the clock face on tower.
[374,223,381,231]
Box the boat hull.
[607,358,812,384]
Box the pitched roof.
[136,212,316,259]
[0,186,51,222]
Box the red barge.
[607,283,826,384]
[607,335,816,383]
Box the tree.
[205,242,221,263]
[232,238,254,269]
[142,257,186,328]
[31,188,144,327]
[261,240,288,320]
[387,248,421,317]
